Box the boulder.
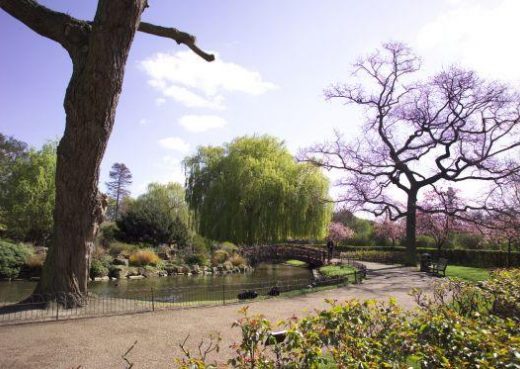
[127,267,140,277]
[191,264,201,274]
[157,245,173,260]
[140,267,159,278]
[113,256,129,266]
[109,265,129,279]
[223,261,233,271]
[128,275,145,280]
[93,276,110,282]
[181,265,191,274]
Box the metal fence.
[0,260,367,326]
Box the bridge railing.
[240,244,328,267]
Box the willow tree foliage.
[184,136,332,245]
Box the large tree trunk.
[35,0,147,306]
[404,189,418,266]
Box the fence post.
[354,270,358,284]
[222,284,226,305]
[151,288,155,312]
[55,295,59,321]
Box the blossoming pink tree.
[374,218,404,246]
[416,188,461,256]
[483,174,520,265]
[327,222,354,245]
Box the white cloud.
[138,118,150,126]
[417,0,520,82]
[158,155,186,184]
[158,137,190,152]
[155,97,166,106]
[179,115,227,133]
[140,51,277,109]
[136,156,185,194]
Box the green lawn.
[445,265,490,282]
[319,265,357,278]
[285,259,308,267]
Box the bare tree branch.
[0,0,89,50]
[0,0,214,62]
[138,22,215,61]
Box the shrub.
[177,271,520,368]
[129,249,160,267]
[329,244,520,267]
[185,253,208,266]
[89,259,109,278]
[108,242,137,258]
[211,249,229,266]
[229,254,246,267]
[0,239,32,279]
[91,244,107,260]
[98,222,118,247]
[219,241,238,255]
[484,268,520,319]
[191,234,211,254]
[454,232,484,249]
[341,250,408,265]
[22,253,45,277]
[416,234,436,248]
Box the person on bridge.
[326,239,334,263]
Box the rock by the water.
[113,257,129,266]
[128,275,145,280]
[109,265,129,279]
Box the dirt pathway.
[0,264,432,369]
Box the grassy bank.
[285,260,308,267]
[445,265,490,281]
[319,265,357,278]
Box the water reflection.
[0,263,313,302]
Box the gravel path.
[0,264,433,369]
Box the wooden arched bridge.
[240,244,328,267]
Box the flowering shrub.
[176,269,520,368]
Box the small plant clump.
[229,254,246,267]
[211,249,229,266]
[129,249,161,267]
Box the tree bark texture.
[405,190,418,266]
[35,0,147,305]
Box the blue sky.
[1,0,519,196]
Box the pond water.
[0,263,314,303]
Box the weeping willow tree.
[184,136,332,245]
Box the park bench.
[264,330,287,346]
[430,257,448,277]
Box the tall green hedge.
[316,244,520,267]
